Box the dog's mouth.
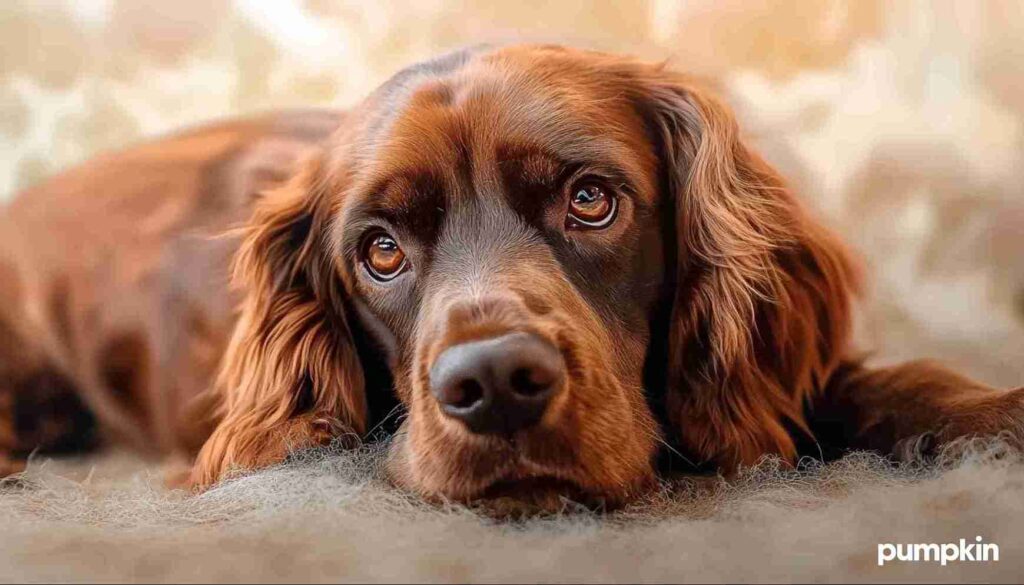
[388,413,653,515]
[453,434,604,511]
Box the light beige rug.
[2,441,1023,583]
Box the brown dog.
[2,45,1021,510]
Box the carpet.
[2,441,1023,583]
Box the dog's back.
[0,110,342,471]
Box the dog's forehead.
[345,51,658,220]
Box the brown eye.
[567,183,617,229]
[362,232,407,281]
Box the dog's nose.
[429,332,565,435]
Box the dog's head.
[192,45,859,510]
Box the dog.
[2,45,1021,511]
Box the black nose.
[429,332,565,435]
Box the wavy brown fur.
[190,158,366,488]
[635,69,861,469]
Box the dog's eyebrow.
[342,169,447,249]
[495,145,567,187]
[359,170,445,218]
[495,141,638,196]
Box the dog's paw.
[894,387,1024,464]
[187,412,360,491]
[939,386,1024,442]
[892,431,938,463]
[309,415,362,450]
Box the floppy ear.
[189,153,366,489]
[639,71,861,471]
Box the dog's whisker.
[634,418,698,469]
[365,403,408,441]
[651,435,696,469]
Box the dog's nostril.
[429,332,565,434]
[451,379,485,409]
[509,367,549,397]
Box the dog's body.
[0,111,343,473]
[1,46,1021,509]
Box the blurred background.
[1,0,1021,386]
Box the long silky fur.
[636,68,862,470]
[189,156,366,489]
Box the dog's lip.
[452,430,605,495]
[465,454,593,501]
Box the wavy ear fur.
[190,154,366,488]
[638,71,861,470]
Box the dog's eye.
[566,182,617,229]
[362,232,407,281]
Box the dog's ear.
[636,70,861,470]
[189,153,366,489]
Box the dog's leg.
[0,367,99,478]
[1,313,32,478]
[0,388,27,477]
[188,412,356,489]
[810,360,1024,461]
[1,265,97,477]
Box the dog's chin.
[416,465,647,518]
[387,423,652,516]
[389,447,632,516]
[469,476,611,517]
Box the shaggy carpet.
[2,441,1023,583]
